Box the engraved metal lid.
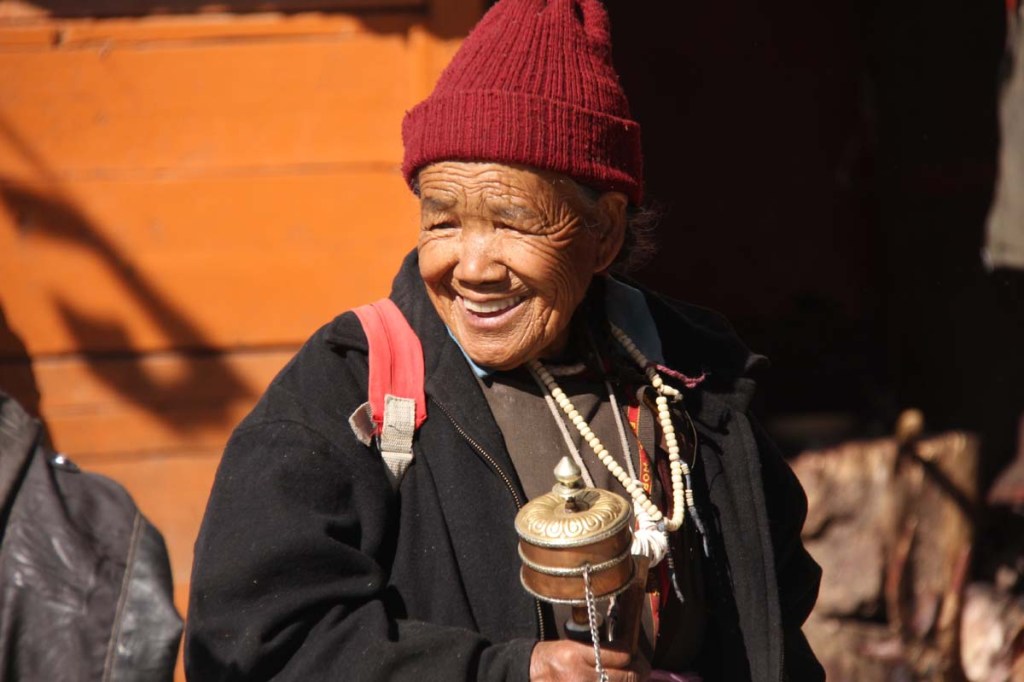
[514,457,632,549]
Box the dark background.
[587,0,1022,495]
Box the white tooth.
[464,296,521,314]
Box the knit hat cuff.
[402,90,643,205]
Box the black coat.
[185,252,823,681]
[0,392,182,682]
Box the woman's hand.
[530,641,650,682]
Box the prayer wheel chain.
[582,563,609,682]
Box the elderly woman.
[185,1,823,680]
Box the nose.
[453,228,507,287]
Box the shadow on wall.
[0,308,41,422]
[15,0,423,17]
[0,0,486,442]
[5,0,474,39]
[0,114,255,433]
[601,0,1023,492]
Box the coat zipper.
[431,397,549,641]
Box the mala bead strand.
[529,360,685,531]
[606,325,718,575]
[609,324,696,531]
[529,362,689,562]
[613,324,716,556]
[527,321,718,591]
[529,344,688,532]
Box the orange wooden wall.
[0,2,481,678]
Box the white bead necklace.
[527,363,671,564]
[526,323,691,533]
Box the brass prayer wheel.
[514,457,634,605]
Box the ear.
[592,191,628,274]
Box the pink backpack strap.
[348,299,426,487]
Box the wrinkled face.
[417,161,626,371]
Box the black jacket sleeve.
[184,384,534,681]
[752,420,825,682]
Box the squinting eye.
[495,222,532,233]
[427,221,458,231]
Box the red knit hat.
[401,0,643,205]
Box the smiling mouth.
[461,295,524,317]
